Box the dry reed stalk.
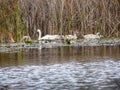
[0,0,119,43]
[11,0,120,37]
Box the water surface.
[0,45,120,90]
[0,45,120,66]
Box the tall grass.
[20,0,120,38]
[0,0,23,42]
[0,0,120,43]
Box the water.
[0,45,120,90]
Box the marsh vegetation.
[0,0,119,43]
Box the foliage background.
[0,0,120,42]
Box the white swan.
[37,29,62,40]
[83,32,101,40]
[41,35,61,40]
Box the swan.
[20,36,32,42]
[37,29,62,40]
[41,35,61,40]
[64,33,77,40]
[83,32,101,40]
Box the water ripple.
[0,60,120,90]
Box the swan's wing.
[84,34,100,39]
[41,35,59,40]
[64,35,77,39]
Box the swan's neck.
[38,30,41,40]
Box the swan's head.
[37,29,41,33]
[96,32,100,35]
[96,32,102,38]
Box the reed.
[0,0,120,43]
[0,0,23,42]
[19,0,119,38]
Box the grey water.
[0,45,120,90]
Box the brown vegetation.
[0,0,23,42]
[0,0,120,42]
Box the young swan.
[21,36,32,42]
[83,32,101,40]
[64,34,77,40]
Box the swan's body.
[37,29,62,40]
[21,36,32,42]
[64,34,77,40]
[41,35,61,40]
[83,32,101,40]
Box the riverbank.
[0,38,120,53]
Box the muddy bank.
[0,38,120,90]
[0,38,120,53]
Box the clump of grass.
[64,39,71,45]
[25,40,32,44]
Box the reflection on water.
[0,45,120,66]
[0,45,120,90]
